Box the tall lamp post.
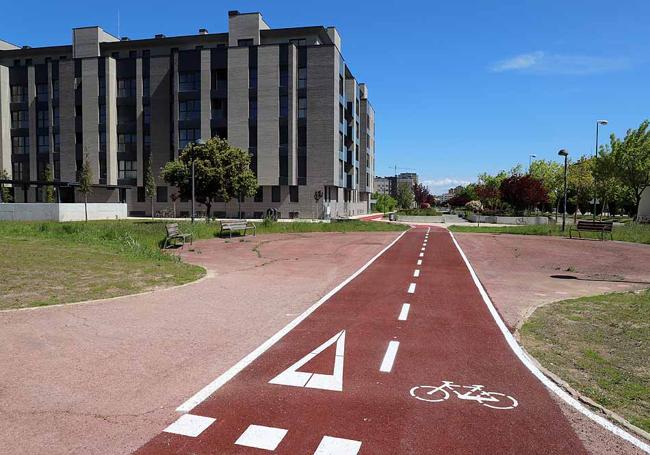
[558,149,569,232]
[190,139,206,224]
[593,120,608,220]
[528,154,537,173]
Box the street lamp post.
[558,149,569,232]
[529,154,537,173]
[190,139,206,224]
[593,120,608,220]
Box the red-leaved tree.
[499,175,548,211]
[413,183,432,207]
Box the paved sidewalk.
[0,232,399,455]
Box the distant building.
[373,172,418,197]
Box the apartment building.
[0,11,376,218]
[373,172,418,197]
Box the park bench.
[163,223,193,249]
[219,219,256,238]
[569,220,613,241]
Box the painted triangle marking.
[269,330,346,392]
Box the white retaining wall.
[0,203,128,222]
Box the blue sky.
[3,0,649,194]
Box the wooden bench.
[164,223,192,249]
[569,220,613,240]
[219,219,256,238]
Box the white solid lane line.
[398,303,410,321]
[235,424,288,451]
[408,283,416,294]
[163,414,216,437]
[379,341,400,373]
[417,259,422,265]
[413,269,420,277]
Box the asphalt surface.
[136,227,587,454]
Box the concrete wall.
[466,213,549,225]
[639,187,650,220]
[0,203,127,221]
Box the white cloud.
[490,51,630,75]
[421,178,472,195]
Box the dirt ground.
[455,232,650,454]
[0,232,399,455]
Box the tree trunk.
[84,194,88,222]
[206,202,212,221]
[151,196,154,219]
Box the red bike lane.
[135,227,586,454]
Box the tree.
[529,160,564,217]
[374,192,397,213]
[447,194,471,208]
[170,192,179,218]
[0,169,12,203]
[161,137,258,219]
[78,154,93,222]
[396,182,414,209]
[568,156,594,221]
[499,174,548,212]
[412,183,432,207]
[600,120,650,219]
[144,156,156,219]
[43,164,55,203]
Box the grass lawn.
[520,290,650,432]
[449,222,650,245]
[0,219,406,309]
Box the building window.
[179,128,200,149]
[117,78,136,97]
[212,69,227,90]
[179,71,200,91]
[156,186,168,203]
[298,68,307,89]
[211,99,225,119]
[75,104,82,117]
[137,186,146,202]
[249,98,257,120]
[36,83,48,101]
[254,187,263,202]
[279,95,288,118]
[143,77,150,96]
[118,160,137,180]
[37,110,48,128]
[339,132,344,152]
[298,97,307,119]
[53,106,60,126]
[143,105,150,124]
[10,85,26,103]
[99,105,106,124]
[279,65,288,88]
[11,136,29,154]
[118,134,136,153]
[52,80,59,98]
[37,135,49,153]
[272,185,280,202]
[339,104,344,124]
[98,76,106,96]
[339,75,344,96]
[11,110,28,129]
[99,131,106,151]
[298,126,307,147]
[238,39,254,47]
[53,133,60,152]
[289,39,306,46]
[289,186,299,203]
[12,161,24,180]
[249,67,257,89]
[179,100,200,120]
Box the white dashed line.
[398,303,410,321]
[163,414,216,437]
[235,424,288,451]
[419,252,424,257]
[379,341,400,373]
[417,259,422,265]
[413,269,420,277]
[407,283,416,294]
[421,247,425,251]
[314,436,362,454]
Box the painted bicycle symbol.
[410,380,518,410]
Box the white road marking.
[314,436,362,454]
[163,414,216,437]
[421,247,425,251]
[448,231,650,452]
[413,269,420,277]
[407,283,416,294]
[380,341,400,373]
[269,330,346,391]
[235,424,288,451]
[398,303,410,321]
[417,259,422,266]
[419,252,424,257]
[176,230,408,412]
